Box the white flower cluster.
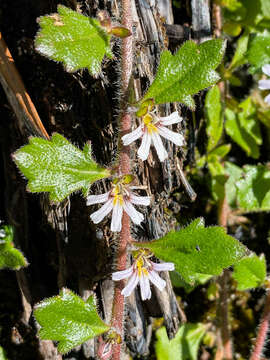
[87,107,182,300]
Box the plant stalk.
[111,0,133,358]
[250,289,270,360]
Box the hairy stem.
[215,198,233,360]
[250,289,270,360]
[111,0,133,358]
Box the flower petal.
[137,131,151,161]
[86,192,110,205]
[112,266,133,281]
[264,93,270,105]
[110,200,123,232]
[160,111,183,126]
[152,262,175,272]
[158,126,184,146]
[90,199,113,224]
[262,64,270,76]
[148,270,166,291]
[139,273,151,300]
[258,79,270,90]
[123,200,144,225]
[130,193,151,206]
[121,272,139,297]
[151,131,168,161]
[122,125,143,146]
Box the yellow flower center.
[143,113,158,134]
[136,256,149,278]
[112,185,124,206]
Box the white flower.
[258,64,270,105]
[122,111,184,162]
[87,182,150,232]
[112,250,175,300]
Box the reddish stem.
[250,289,270,360]
[110,0,133,358]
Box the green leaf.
[209,144,231,158]
[208,160,227,201]
[233,253,266,290]
[224,161,243,208]
[34,288,110,354]
[136,218,247,284]
[205,85,223,152]
[142,39,226,109]
[247,32,270,73]
[229,31,249,70]
[0,226,28,270]
[13,133,110,202]
[35,5,112,76]
[155,324,206,360]
[225,97,262,159]
[236,165,270,212]
[0,346,9,360]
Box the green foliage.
[35,5,112,76]
[0,346,8,360]
[236,165,270,212]
[155,324,206,360]
[170,271,212,292]
[205,85,223,152]
[208,160,227,201]
[34,288,110,354]
[223,0,270,33]
[141,39,226,109]
[225,163,270,212]
[225,97,262,159]
[224,161,243,207]
[247,31,270,73]
[136,218,246,284]
[229,31,249,70]
[0,226,28,270]
[13,133,110,202]
[233,253,266,290]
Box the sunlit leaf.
[229,31,249,70]
[236,165,270,212]
[0,225,28,270]
[13,133,111,202]
[35,5,112,75]
[247,32,270,73]
[155,324,206,360]
[233,253,266,290]
[34,288,110,354]
[205,85,223,152]
[224,161,243,208]
[225,98,262,158]
[141,39,226,109]
[0,346,8,360]
[136,218,247,284]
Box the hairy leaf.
[34,288,110,354]
[13,133,110,202]
[35,5,112,75]
[0,226,28,270]
[224,161,243,208]
[155,324,206,360]
[233,254,266,290]
[236,165,270,212]
[142,39,226,109]
[205,85,223,152]
[136,218,246,283]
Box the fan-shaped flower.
[122,111,184,162]
[112,250,175,300]
[258,64,270,105]
[87,181,150,232]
